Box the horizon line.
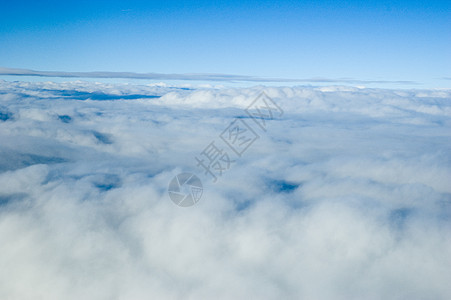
[0,67,418,85]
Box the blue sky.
[0,0,450,87]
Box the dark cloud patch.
[45,89,160,101]
[0,193,28,206]
[0,109,13,121]
[58,115,72,123]
[92,131,114,145]
[267,179,301,193]
[0,151,68,172]
[92,174,122,192]
[389,207,415,230]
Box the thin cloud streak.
[0,67,418,85]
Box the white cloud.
[0,80,450,299]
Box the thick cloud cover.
[0,80,450,299]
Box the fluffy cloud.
[0,80,450,299]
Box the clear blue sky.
[0,0,450,86]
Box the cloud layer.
[0,67,418,85]
[0,80,450,299]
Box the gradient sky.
[0,0,450,87]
